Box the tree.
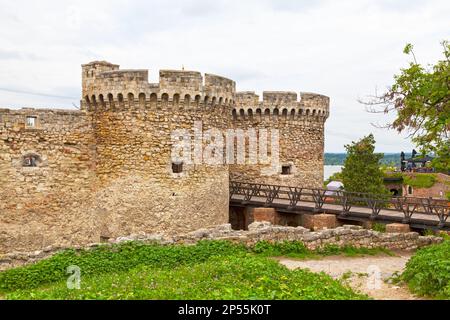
[362,41,450,171]
[341,134,389,196]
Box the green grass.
[5,255,367,300]
[372,223,387,233]
[401,240,450,299]
[0,240,392,300]
[423,229,436,237]
[251,241,392,259]
[403,174,437,188]
[0,240,245,292]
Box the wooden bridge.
[229,181,450,231]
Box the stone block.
[252,208,278,224]
[302,214,337,231]
[385,223,411,234]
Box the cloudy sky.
[0,0,449,152]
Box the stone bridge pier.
[229,206,338,231]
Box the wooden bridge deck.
[229,181,450,231]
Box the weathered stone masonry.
[0,223,442,271]
[0,61,330,253]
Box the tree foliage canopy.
[364,41,450,171]
[341,134,389,196]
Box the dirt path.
[278,252,423,300]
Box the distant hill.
[325,153,409,166]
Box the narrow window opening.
[23,155,39,167]
[281,165,292,175]
[26,116,37,128]
[172,162,183,174]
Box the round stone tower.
[81,61,235,238]
[230,91,330,188]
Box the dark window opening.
[26,116,37,127]
[281,165,292,175]
[172,162,183,174]
[23,155,39,167]
[408,186,413,195]
[390,189,399,196]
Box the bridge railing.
[229,181,449,228]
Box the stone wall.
[0,108,98,253]
[230,91,329,188]
[86,63,232,242]
[0,61,329,254]
[0,222,442,271]
[403,173,450,200]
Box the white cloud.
[0,0,448,152]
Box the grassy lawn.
[0,240,391,300]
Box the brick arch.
[195,95,201,107]
[184,94,191,107]
[232,109,237,121]
[127,93,134,108]
[107,93,115,110]
[173,93,180,108]
[161,93,169,107]
[139,93,146,108]
[256,108,262,121]
[248,108,253,120]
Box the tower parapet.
[232,90,329,122]
[81,61,236,111]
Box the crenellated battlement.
[232,91,330,122]
[81,61,236,111]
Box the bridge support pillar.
[302,214,337,231]
[252,208,280,225]
[385,223,411,233]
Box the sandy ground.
[278,252,424,300]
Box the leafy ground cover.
[400,240,450,299]
[0,240,393,300]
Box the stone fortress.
[0,61,329,253]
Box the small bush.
[423,229,435,237]
[403,174,437,188]
[401,241,450,299]
[317,245,392,257]
[372,223,386,233]
[251,241,309,257]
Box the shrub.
[403,174,437,188]
[372,223,386,233]
[251,241,309,257]
[401,241,450,299]
[423,229,435,237]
